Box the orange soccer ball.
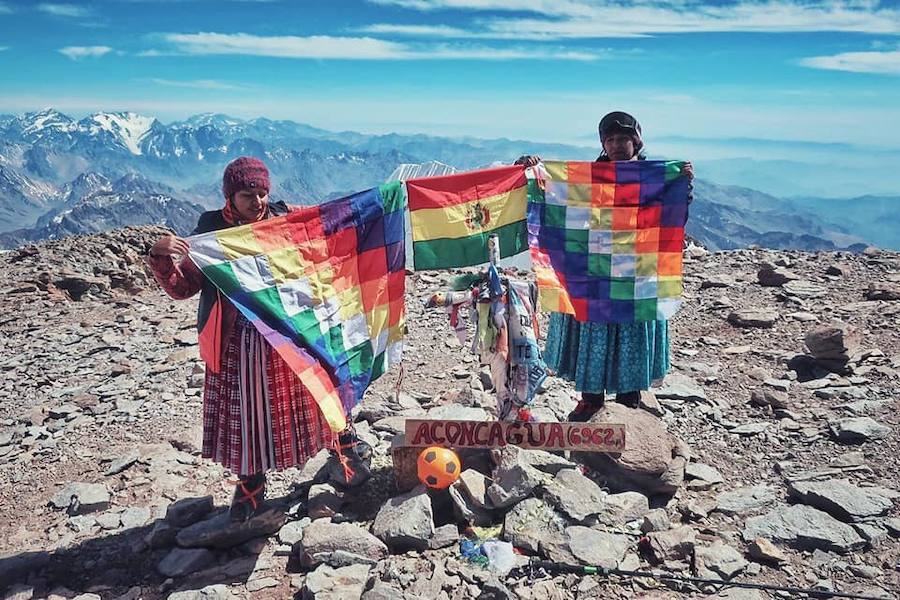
[416,446,461,490]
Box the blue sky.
[0,0,899,155]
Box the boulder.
[176,508,284,549]
[297,521,388,567]
[542,468,606,522]
[758,266,799,287]
[503,498,567,554]
[575,403,689,495]
[487,463,545,509]
[165,496,214,528]
[742,504,865,553]
[865,282,900,301]
[371,485,434,551]
[788,480,894,522]
[804,324,861,372]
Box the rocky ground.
[0,226,898,600]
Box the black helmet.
[598,111,643,154]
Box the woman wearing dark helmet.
[517,111,693,421]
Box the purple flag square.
[611,300,634,322]
[385,240,405,273]
[320,198,353,235]
[588,298,612,322]
[357,216,385,252]
[640,162,666,183]
[639,182,665,205]
[660,201,688,227]
[615,161,641,183]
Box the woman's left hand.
[683,161,694,180]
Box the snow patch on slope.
[86,112,156,155]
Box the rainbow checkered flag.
[187,182,406,432]
[528,160,690,322]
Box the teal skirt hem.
[543,313,670,394]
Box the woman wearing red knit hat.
[148,156,370,521]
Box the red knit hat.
[222,156,270,201]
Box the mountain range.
[0,108,890,252]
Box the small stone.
[245,577,278,592]
[728,310,777,329]
[646,525,696,562]
[120,506,152,529]
[565,526,631,569]
[303,564,371,598]
[104,450,140,476]
[49,482,110,515]
[828,417,891,443]
[694,541,748,579]
[429,524,459,550]
[157,548,214,577]
[730,422,770,436]
[166,496,215,528]
[307,483,344,520]
[749,389,789,409]
[748,537,787,564]
[277,518,310,547]
[716,485,778,515]
[640,509,670,534]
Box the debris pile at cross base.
[0,227,897,599]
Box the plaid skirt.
[202,317,333,476]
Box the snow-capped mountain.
[0,172,202,248]
[78,112,158,156]
[0,165,59,230]
[0,107,886,251]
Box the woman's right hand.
[150,235,190,258]
[515,155,541,167]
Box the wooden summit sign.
[404,419,626,452]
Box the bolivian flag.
[407,165,528,270]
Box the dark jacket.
[192,200,290,371]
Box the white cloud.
[361,23,478,37]
[367,1,900,38]
[799,49,900,74]
[148,78,244,90]
[159,32,599,60]
[369,0,596,16]
[59,45,112,59]
[37,3,93,18]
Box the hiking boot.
[615,391,641,409]
[228,473,267,522]
[567,393,605,422]
[328,427,372,488]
